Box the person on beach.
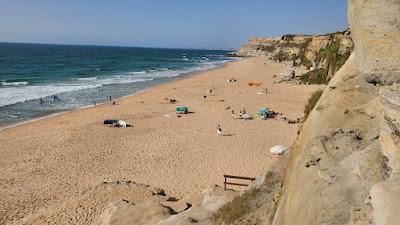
[239,110,243,119]
[216,125,223,135]
[231,110,237,119]
[40,97,44,104]
[264,87,268,94]
[109,96,112,102]
[291,70,296,79]
[207,87,215,95]
[243,108,246,114]
[261,111,267,120]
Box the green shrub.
[257,45,276,52]
[213,186,262,224]
[317,42,351,81]
[301,68,329,84]
[304,90,323,120]
[300,54,312,69]
[272,51,291,62]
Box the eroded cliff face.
[349,0,400,85]
[236,31,354,83]
[271,1,400,225]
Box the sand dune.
[0,58,322,224]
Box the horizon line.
[0,41,238,51]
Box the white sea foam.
[127,71,146,75]
[74,77,98,81]
[0,59,230,107]
[0,84,97,107]
[1,81,29,86]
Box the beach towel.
[248,81,262,87]
[116,120,127,127]
[176,107,188,114]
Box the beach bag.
[104,119,118,125]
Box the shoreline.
[0,57,323,224]
[0,59,235,132]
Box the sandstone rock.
[349,0,400,85]
[152,187,166,196]
[271,54,384,225]
[104,201,171,225]
[236,30,353,82]
[269,1,400,225]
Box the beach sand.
[0,58,322,224]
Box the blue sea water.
[0,43,232,127]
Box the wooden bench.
[223,175,256,190]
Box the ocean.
[0,43,232,127]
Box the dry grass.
[212,171,280,225]
[304,90,323,120]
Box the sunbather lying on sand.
[163,97,177,104]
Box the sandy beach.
[0,57,322,224]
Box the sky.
[0,0,348,49]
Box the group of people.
[39,95,61,104]
[231,108,250,120]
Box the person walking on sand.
[231,110,237,119]
[216,125,223,135]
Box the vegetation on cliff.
[303,89,323,120]
[237,30,353,84]
[212,171,282,225]
[301,41,352,84]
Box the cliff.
[236,30,354,84]
[216,0,400,224]
[273,0,400,223]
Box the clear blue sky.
[0,0,348,49]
